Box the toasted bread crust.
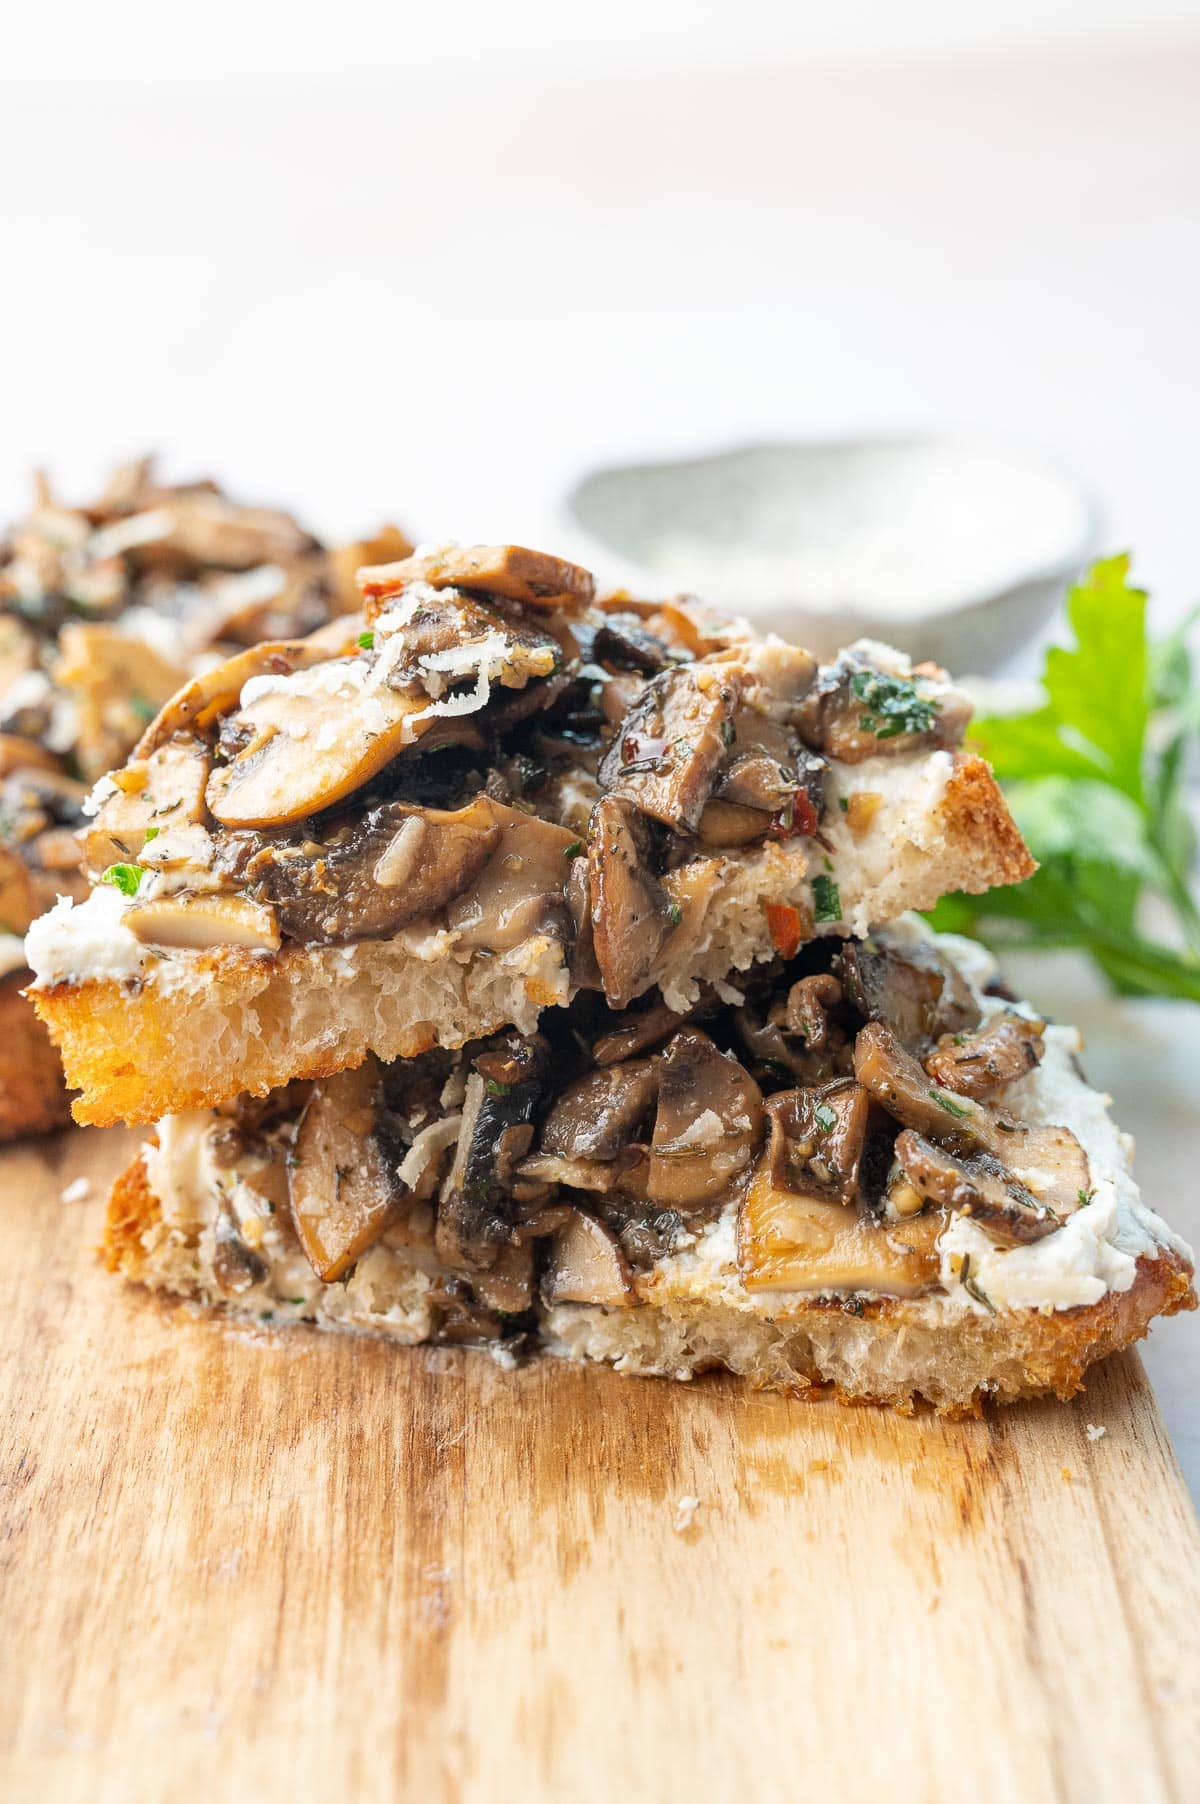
[104,1150,1194,1414]
[0,970,72,1140]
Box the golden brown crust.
[103,1147,161,1274]
[0,970,73,1140]
[940,756,1037,892]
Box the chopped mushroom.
[894,1130,1063,1245]
[541,1209,635,1307]
[853,1022,1090,1212]
[54,623,187,781]
[539,1058,659,1161]
[444,807,577,952]
[359,544,595,616]
[593,996,691,1066]
[838,936,981,1049]
[796,648,970,763]
[134,639,330,756]
[287,1060,404,1280]
[212,1202,269,1295]
[597,663,744,832]
[737,1164,940,1297]
[924,1011,1046,1099]
[83,735,211,872]
[239,797,503,945]
[764,1080,874,1205]
[648,1029,764,1211]
[436,1034,549,1272]
[588,795,675,1009]
[123,893,282,952]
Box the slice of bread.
[30,751,1031,1125]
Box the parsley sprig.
[851,669,939,740]
[929,556,1200,1002]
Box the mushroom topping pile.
[75,540,972,993]
[205,929,1090,1335]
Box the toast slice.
[102,924,1194,1414]
[26,550,1031,1124]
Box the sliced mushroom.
[924,1012,1046,1099]
[445,806,577,952]
[123,892,281,952]
[436,1034,549,1273]
[122,492,318,576]
[471,1240,537,1315]
[0,733,62,779]
[83,735,211,871]
[135,639,330,756]
[540,1057,659,1161]
[597,663,743,831]
[838,936,981,1049]
[541,1209,635,1307]
[695,798,773,847]
[764,1080,873,1205]
[893,1130,1063,1245]
[287,1059,404,1281]
[593,995,691,1066]
[359,544,595,616]
[0,847,39,935]
[241,796,503,945]
[853,1021,1090,1213]
[515,1147,648,1199]
[715,710,826,826]
[324,524,414,613]
[206,654,437,828]
[737,1165,940,1297]
[648,1029,765,1211]
[796,648,970,763]
[589,611,675,674]
[588,795,674,1009]
[212,1201,269,1295]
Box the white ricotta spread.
[824,750,956,933]
[25,884,151,987]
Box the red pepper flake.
[765,902,803,960]
[769,791,819,839]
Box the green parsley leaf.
[142,825,160,843]
[357,630,375,651]
[668,901,684,927]
[812,875,841,923]
[563,840,584,859]
[929,1087,971,1120]
[100,862,145,897]
[814,1102,837,1134]
[850,669,939,741]
[485,1078,512,1098]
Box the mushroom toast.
[0,455,409,1138]
[105,922,1195,1414]
[26,542,1030,1125]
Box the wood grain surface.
[1,1125,1198,1804]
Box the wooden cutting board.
[1,1125,1197,1804]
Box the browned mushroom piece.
[893,1129,1062,1245]
[593,995,691,1066]
[854,1021,1090,1212]
[714,710,826,828]
[597,663,744,831]
[0,846,39,935]
[695,798,773,847]
[323,524,414,613]
[55,622,189,781]
[838,936,981,1048]
[123,492,319,577]
[83,735,211,872]
[471,1242,537,1315]
[796,649,971,763]
[924,1011,1046,1099]
[359,544,595,617]
[287,1058,404,1281]
[587,794,675,1009]
[737,1163,940,1297]
[0,617,39,695]
[647,1029,765,1211]
[539,1058,659,1162]
[588,611,677,675]
[785,973,844,1049]
[123,893,282,952]
[445,808,577,952]
[764,1079,874,1204]
[212,1201,270,1295]
[0,733,62,779]
[241,796,504,945]
[541,1209,636,1307]
[436,1034,549,1274]
[135,638,331,756]
[370,585,564,693]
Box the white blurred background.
[2,0,1199,1476]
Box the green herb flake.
[142,825,160,843]
[100,862,145,897]
[485,1078,512,1098]
[838,796,849,814]
[929,1087,972,1120]
[814,1103,837,1134]
[563,839,584,859]
[668,901,684,927]
[959,1253,997,1316]
[357,630,375,651]
[1077,1187,1095,1208]
[812,875,841,923]
[851,669,940,741]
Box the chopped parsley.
[812,875,841,923]
[485,1078,512,1098]
[929,1087,972,1120]
[142,825,160,844]
[814,1102,837,1134]
[837,796,849,814]
[357,630,375,650]
[668,901,684,927]
[851,669,939,741]
[1077,1187,1095,1208]
[959,1253,996,1315]
[100,862,146,897]
[563,839,584,859]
